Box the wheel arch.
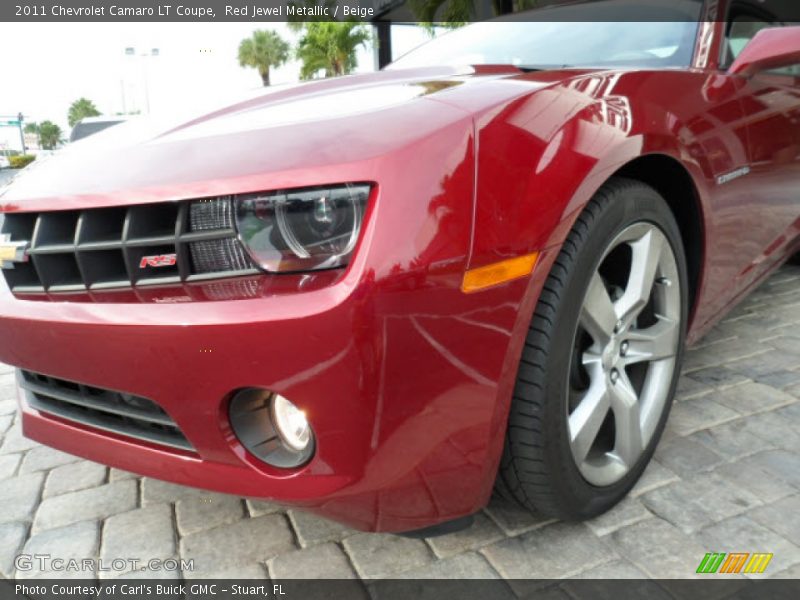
[612,154,706,317]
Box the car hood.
[0,65,594,211]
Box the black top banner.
[4,0,800,24]
[3,0,800,24]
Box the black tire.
[496,177,689,520]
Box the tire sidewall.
[538,182,689,518]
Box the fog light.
[272,394,311,452]
[228,388,314,468]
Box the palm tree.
[409,0,474,30]
[238,30,290,87]
[295,22,371,80]
[409,0,540,33]
[38,121,62,150]
[68,98,101,128]
[22,122,40,152]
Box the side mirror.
[729,26,800,77]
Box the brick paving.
[0,263,798,582]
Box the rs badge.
[0,234,30,269]
[139,253,177,268]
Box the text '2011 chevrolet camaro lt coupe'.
[1,0,799,533]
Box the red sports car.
[1,0,799,533]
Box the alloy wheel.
[567,222,681,486]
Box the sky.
[0,22,435,150]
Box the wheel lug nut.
[657,277,672,287]
[614,320,623,334]
[610,369,620,384]
[620,341,629,356]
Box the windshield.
[390,2,702,70]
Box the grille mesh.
[190,197,234,230]
[188,199,252,273]
[0,198,257,293]
[190,238,252,274]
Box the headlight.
[235,183,370,273]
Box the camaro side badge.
[717,166,751,186]
[139,253,177,268]
[0,234,30,269]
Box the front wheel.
[496,178,689,520]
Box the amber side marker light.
[461,252,539,293]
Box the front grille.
[19,370,194,452]
[0,198,259,293]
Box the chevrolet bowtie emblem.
[0,234,30,269]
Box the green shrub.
[8,155,36,169]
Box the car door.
[723,5,800,290]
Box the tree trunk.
[260,68,271,87]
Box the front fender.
[468,69,738,269]
[464,69,748,497]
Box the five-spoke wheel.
[568,223,681,486]
[497,179,688,520]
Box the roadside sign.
[0,116,27,153]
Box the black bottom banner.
[2,579,799,600]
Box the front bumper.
[0,257,547,531]
[0,105,558,531]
